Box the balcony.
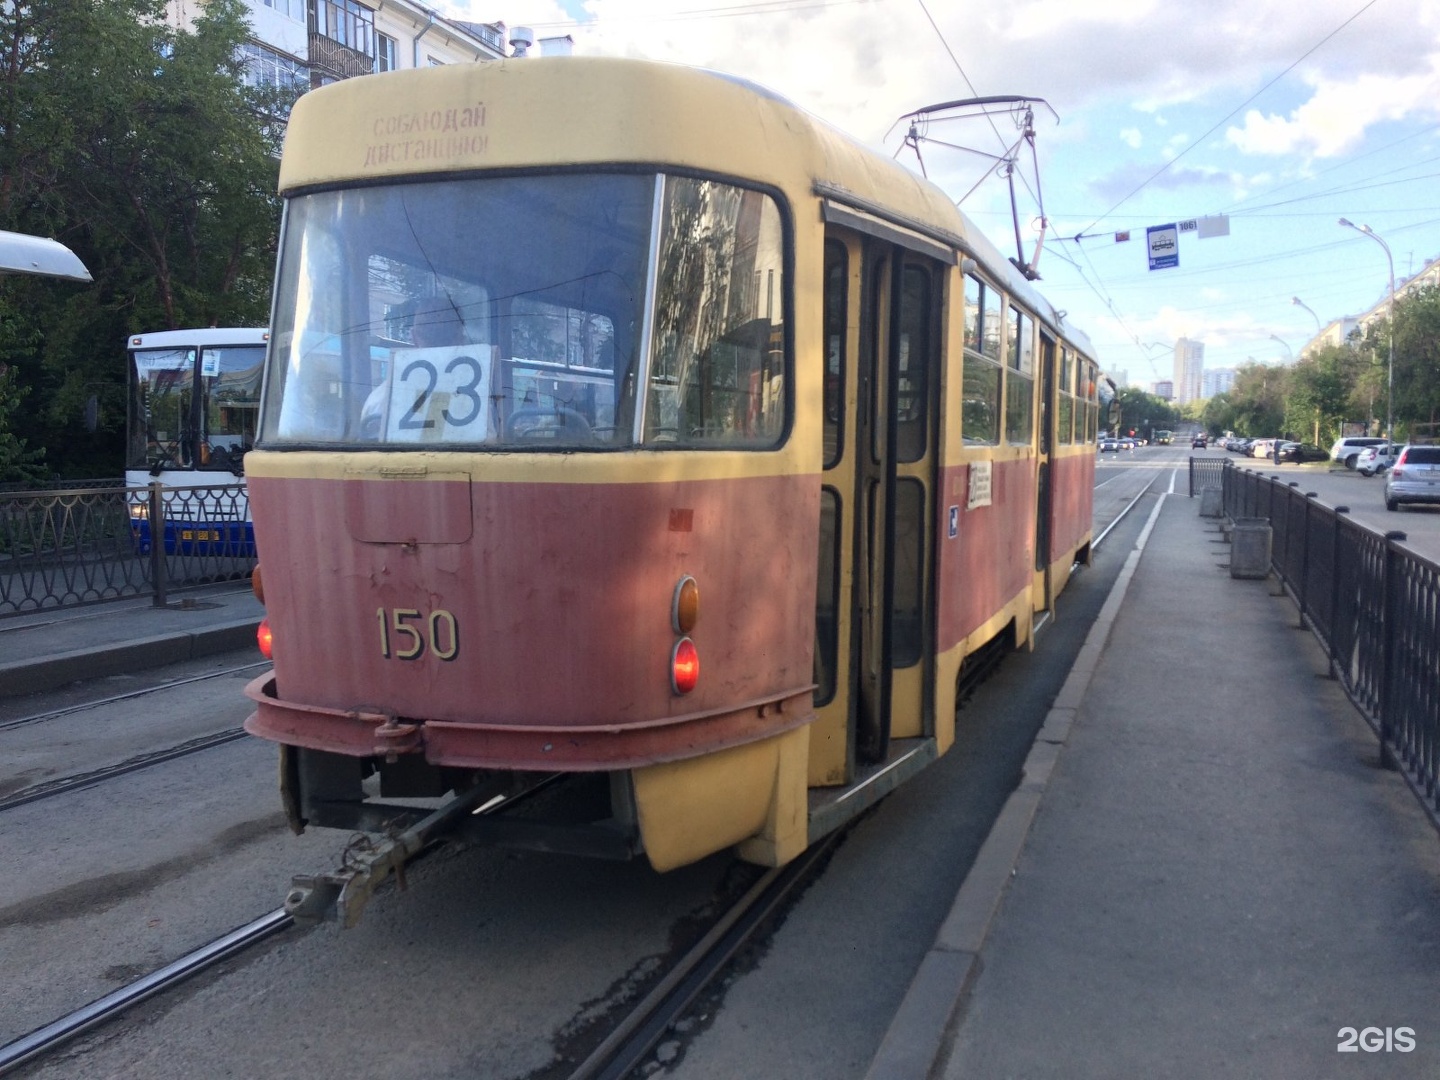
[308,31,373,81]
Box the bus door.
[1034,331,1056,612]
[812,214,944,783]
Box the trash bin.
[1230,517,1271,579]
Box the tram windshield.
[127,343,265,473]
[261,172,787,450]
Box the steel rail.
[565,832,843,1080]
[0,661,269,733]
[0,727,250,813]
[0,909,293,1077]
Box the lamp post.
[1268,333,1294,361]
[1291,296,1322,333]
[1338,218,1395,441]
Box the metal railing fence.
[1220,461,1440,828]
[0,482,255,617]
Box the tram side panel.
[934,454,1037,656]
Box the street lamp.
[1268,333,1294,361]
[1338,218,1395,441]
[1291,296,1322,333]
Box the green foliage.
[1111,386,1179,439]
[0,0,278,478]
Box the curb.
[863,493,1170,1080]
[0,619,261,699]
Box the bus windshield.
[128,342,265,473]
[260,171,787,451]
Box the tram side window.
[823,241,846,468]
[814,487,840,705]
[1005,306,1034,446]
[896,264,932,463]
[1056,346,1074,445]
[961,272,1000,444]
[646,178,786,448]
[1083,361,1099,441]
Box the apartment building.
[164,1,571,107]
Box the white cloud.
[1120,127,1143,148]
[1227,56,1440,158]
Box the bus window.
[198,344,264,470]
[644,177,786,448]
[129,347,195,471]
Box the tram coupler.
[284,776,515,929]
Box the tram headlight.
[671,637,699,695]
[257,617,273,660]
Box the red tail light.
[257,618,273,660]
[671,637,699,694]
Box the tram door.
[1034,332,1056,610]
[812,225,941,784]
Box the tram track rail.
[0,910,293,1078]
[562,830,844,1080]
[0,725,249,813]
[0,773,565,1076]
[0,660,269,734]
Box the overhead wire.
[1073,0,1386,238]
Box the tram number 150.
[377,607,459,661]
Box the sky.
[440,0,1440,390]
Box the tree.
[1284,344,1359,447]
[1225,362,1288,437]
[0,0,278,480]
[1385,284,1440,436]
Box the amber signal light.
[257,618,273,660]
[671,637,699,694]
[672,575,699,634]
[251,563,265,604]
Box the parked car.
[1250,438,1279,458]
[1275,441,1329,464]
[1385,445,1440,510]
[1329,436,1387,469]
[1191,434,1208,449]
[1356,443,1398,477]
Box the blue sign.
[1147,223,1179,271]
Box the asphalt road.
[0,466,1196,1079]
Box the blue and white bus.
[125,327,267,555]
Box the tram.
[125,327,266,554]
[242,57,1105,881]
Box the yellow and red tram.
[243,57,1103,876]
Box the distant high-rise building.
[1202,368,1236,398]
[1173,339,1204,404]
[1151,380,1174,400]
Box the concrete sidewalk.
[0,585,263,698]
[870,490,1440,1079]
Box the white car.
[1329,436,1387,469]
[1356,444,1397,477]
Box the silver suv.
[1384,445,1440,510]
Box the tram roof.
[279,57,1092,358]
[127,328,270,350]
